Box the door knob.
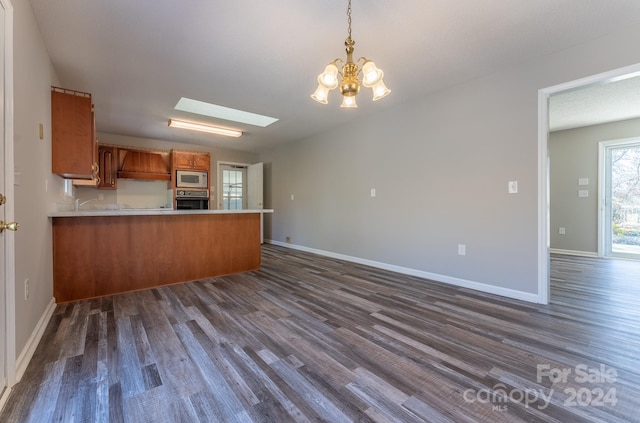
[0,221,19,233]
[0,194,5,206]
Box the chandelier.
[311,0,390,108]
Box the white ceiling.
[28,0,640,152]
[549,75,640,132]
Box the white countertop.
[49,208,274,218]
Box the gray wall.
[260,24,640,298]
[14,0,63,361]
[550,118,640,254]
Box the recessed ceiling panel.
[175,97,279,127]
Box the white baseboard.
[550,248,598,258]
[15,298,56,382]
[0,386,10,414]
[0,297,54,413]
[266,240,539,303]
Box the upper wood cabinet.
[98,145,118,189]
[51,86,98,180]
[173,150,210,171]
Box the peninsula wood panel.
[52,213,261,302]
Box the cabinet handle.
[91,163,99,173]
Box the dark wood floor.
[1,246,639,422]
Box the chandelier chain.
[347,0,352,41]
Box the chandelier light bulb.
[362,61,383,87]
[311,85,330,104]
[371,80,391,101]
[340,95,357,108]
[319,64,339,89]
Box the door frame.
[538,62,640,304]
[0,0,15,406]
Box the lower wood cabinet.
[52,213,261,302]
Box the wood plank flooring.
[2,246,640,422]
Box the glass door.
[602,139,640,258]
[220,164,247,210]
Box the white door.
[0,0,14,398]
[247,162,263,210]
[0,0,9,397]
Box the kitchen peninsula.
[49,86,272,303]
[50,209,272,303]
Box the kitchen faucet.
[75,198,98,211]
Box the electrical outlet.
[458,244,466,256]
[285,236,291,243]
[559,227,566,235]
[24,278,29,300]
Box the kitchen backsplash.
[67,179,172,210]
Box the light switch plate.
[370,188,376,197]
[578,190,589,198]
[578,177,589,186]
[508,180,518,194]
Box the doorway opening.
[220,164,247,210]
[216,162,263,211]
[539,63,640,304]
[599,138,640,259]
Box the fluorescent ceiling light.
[168,119,243,137]
[174,97,278,127]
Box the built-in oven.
[176,189,209,210]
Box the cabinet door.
[192,153,210,171]
[98,146,117,189]
[51,87,97,179]
[91,109,98,178]
[173,152,193,169]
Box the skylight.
[174,97,278,127]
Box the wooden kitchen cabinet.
[173,150,210,171]
[192,153,210,170]
[52,213,261,302]
[98,145,118,189]
[51,86,98,180]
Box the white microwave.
[176,170,208,188]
